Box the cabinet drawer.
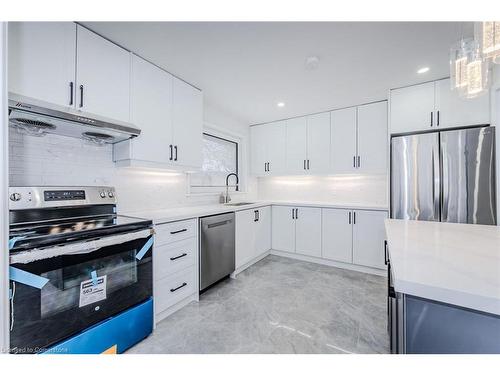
[155,267,196,313]
[154,238,196,280]
[155,218,197,245]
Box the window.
[189,133,239,194]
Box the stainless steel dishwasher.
[199,212,235,292]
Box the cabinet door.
[250,125,268,175]
[127,55,173,164]
[76,25,131,122]
[322,209,353,263]
[266,121,287,175]
[286,117,308,173]
[357,101,388,174]
[272,206,296,252]
[352,210,388,269]
[8,22,76,108]
[255,206,272,257]
[172,77,203,168]
[390,82,435,134]
[331,107,357,174]
[235,209,256,268]
[435,78,490,129]
[295,207,322,258]
[307,112,331,173]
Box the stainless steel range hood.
[8,94,140,144]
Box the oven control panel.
[9,186,117,210]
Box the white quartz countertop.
[122,200,387,224]
[385,219,500,316]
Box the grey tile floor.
[128,255,389,354]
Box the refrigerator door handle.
[432,144,441,222]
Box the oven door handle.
[10,228,154,264]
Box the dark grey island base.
[390,293,500,354]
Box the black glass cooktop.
[9,215,152,252]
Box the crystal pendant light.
[476,21,500,64]
[450,38,489,98]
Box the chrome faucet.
[224,173,239,203]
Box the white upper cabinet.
[434,79,490,129]
[172,77,203,168]
[251,125,268,175]
[250,121,287,176]
[8,22,76,108]
[286,116,308,173]
[357,101,388,174]
[295,207,322,258]
[76,25,131,122]
[306,112,331,173]
[352,209,388,269]
[322,208,353,263]
[114,55,173,165]
[390,81,435,134]
[390,78,490,134]
[331,107,357,174]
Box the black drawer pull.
[170,282,187,293]
[170,228,187,235]
[170,253,187,261]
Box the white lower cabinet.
[352,210,388,269]
[235,206,271,269]
[295,207,322,257]
[271,206,322,257]
[154,218,198,321]
[322,208,353,263]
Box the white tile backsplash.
[257,174,388,207]
[8,128,256,213]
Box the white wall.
[1,21,9,353]
[257,174,388,207]
[9,102,256,214]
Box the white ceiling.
[83,22,472,125]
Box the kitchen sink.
[225,202,255,206]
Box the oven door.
[9,231,153,353]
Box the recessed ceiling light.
[305,56,320,70]
[417,67,430,74]
[277,102,285,108]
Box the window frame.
[187,124,245,196]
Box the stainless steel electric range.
[8,186,154,354]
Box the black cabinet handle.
[437,110,440,126]
[170,228,187,235]
[170,282,187,292]
[69,82,74,106]
[430,111,433,127]
[79,85,84,108]
[254,210,259,222]
[304,160,306,170]
[307,159,310,170]
[353,211,356,224]
[348,211,351,224]
[353,156,356,168]
[357,156,360,168]
[384,240,388,265]
[295,208,298,219]
[169,145,173,161]
[268,162,270,172]
[170,253,188,261]
[174,145,178,161]
[292,208,295,220]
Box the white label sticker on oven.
[79,275,107,308]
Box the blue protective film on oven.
[91,270,98,286]
[9,236,25,249]
[9,266,49,289]
[136,237,153,260]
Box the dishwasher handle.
[206,220,232,229]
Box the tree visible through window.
[190,133,238,194]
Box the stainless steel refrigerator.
[391,126,496,225]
